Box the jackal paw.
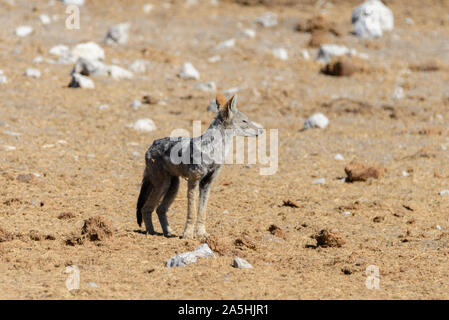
[145,229,156,236]
[181,227,195,239]
[164,231,176,238]
[196,226,209,239]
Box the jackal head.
[216,93,264,137]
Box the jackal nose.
[252,121,265,136]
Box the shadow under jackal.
[136,94,264,238]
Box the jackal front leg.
[196,182,212,238]
[182,179,198,239]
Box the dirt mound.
[58,212,75,220]
[321,57,355,77]
[81,216,113,241]
[226,0,298,6]
[296,14,341,36]
[234,234,257,251]
[313,230,345,248]
[345,161,387,182]
[65,216,113,245]
[268,224,287,240]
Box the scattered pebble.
[436,225,442,230]
[317,44,351,63]
[72,57,107,76]
[300,49,310,60]
[255,12,277,28]
[133,118,157,132]
[131,100,142,110]
[439,190,449,196]
[61,0,85,5]
[68,73,95,89]
[25,68,41,78]
[15,25,33,37]
[208,55,221,63]
[402,171,410,177]
[243,29,256,38]
[195,81,216,92]
[272,48,288,61]
[129,59,147,73]
[304,113,329,129]
[87,282,98,288]
[312,178,326,185]
[0,70,7,84]
[143,4,154,14]
[233,257,253,269]
[216,38,235,50]
[178,62,200,80]
[393,87,404,99]
[166,244,216,267]
[352,0,394,38]
[105,23,130,45]
[334,154,345,161]
[49,44,69,57]
[107,65,134,80]
[40,14,51,25]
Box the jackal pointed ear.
[215,93,227,107]
[220,95,237,120]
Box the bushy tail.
[136,178,152,227]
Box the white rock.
[49,44,69,57]
[272,48,288,60]
[334,154,345,161]
[15,25,33,37]
[178,62,200,80]
[3,145,16,151]
[405,17,414,25]
[107,65,133,80]
[129,59,147,73]
[317,44,350,63]
[133,118,157,132]
[25,68,41,78]
[33,56,44,64]
[216,38,235,50]
[0,70,7,84]
[143,3,154,13]
[195,81,216,92]
[86,282,98,288]
[393,87,404,99]
[243,29,256,38]
[300,49,310,60]
[131,100,142,110]
[61,0,84,5]
[351,0,394,38]
[255,12,277,27]
[40,14,51,25]
[304,113,329,129]
[402,171,410,177]
[233,257,253,269]
[68,73,95,89]
[342,211,352,215]
[105,23,130,45]
[71,57,107,76]
[64,42,105,64]
[439,190,449,196]
[166,244,216,268]
[98,104,109,110]
[208,55,221,63]
[312,178,326,185]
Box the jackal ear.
[215,93,227,107]
[221,95,237,119]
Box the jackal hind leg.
[156,176,180,238]
[142,176,171,235]
[182,178,199,239]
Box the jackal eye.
[242,120,248,123]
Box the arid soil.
[1,0,449,299]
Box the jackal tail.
[136,178,152,227]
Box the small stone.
[436,225,442,230]
[314,229,345,248]
[272,48,288,60]
[71,57,107,76]
[66,42,105,64]
[166,244,216,267]
[131,100,142,110]
[208,55,221,63]
[393,87,404,99]
[0,70,7,84]
[87,282,98,288]
[49,45,69,57]
[61,0,85,5]
[15,25,33,37]
[255,12,277,28]
[439,190,449,196]
[243,29,256,38]
[105,23,130,45]
[129,59,147,73]
[402,171,410,177]
[233,257,253,269]
[195,81,216,92]
[40,14,51,25]
[25,68,41,78]
[17,174,34,183]
[107,65,133,80]
[68,73,95,89]
[312,178,326,185]
[304,113,329,129]
[317,44,351,63]
[334,154,345,161]
[133,118,157,132]
[351,0,394,38]
[178,62,200,80]
[143,4,154,13]
[300,49,310,60]
[216,38,235,50]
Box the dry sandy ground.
[0,0,449,299]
